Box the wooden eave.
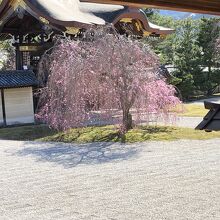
[0,0,174,37]
[0,0,87,35]
[112,8,174,35]
[23,1,88,29]
[81,0,220,16]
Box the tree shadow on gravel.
[15,142,139,168]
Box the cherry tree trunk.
[122,109,133,131]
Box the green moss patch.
[0,124,220,143]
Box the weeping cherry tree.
[37,29,180,132]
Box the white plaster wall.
[4,87,35,125]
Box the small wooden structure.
[196,101,220,131]
[0,70,38,126]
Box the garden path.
[151,116,203,128]
[0,139,220,219]
[190,96,220,105]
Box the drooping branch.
[37,27,181,131]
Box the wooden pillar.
[15,45,23,70]
[1,89,6,126]
[14,35,24,70]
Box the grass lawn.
[178,104,208,117]
[0,124,220,143]
[0,125,57,141]
[178,92,220,117]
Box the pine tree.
[196,18,220,95]
[172,19,201,100]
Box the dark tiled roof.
[0,70,38,88]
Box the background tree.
[0,40,15,70]
[195,18,220,95]
[171,19,201,100]
[143,12,220,99]
[142,8,158,17]
[37,30,180,132]
[143,10,177,64]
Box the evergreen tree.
[143,12,220,99]
[0,40,15,70]
[172,19,201,99]
[143,10,177,64]
[196,18,220,95]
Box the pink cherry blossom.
[37,31,181,132]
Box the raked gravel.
[0,139,220,220]
[150,116,203,128]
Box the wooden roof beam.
[81,0,220,16]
